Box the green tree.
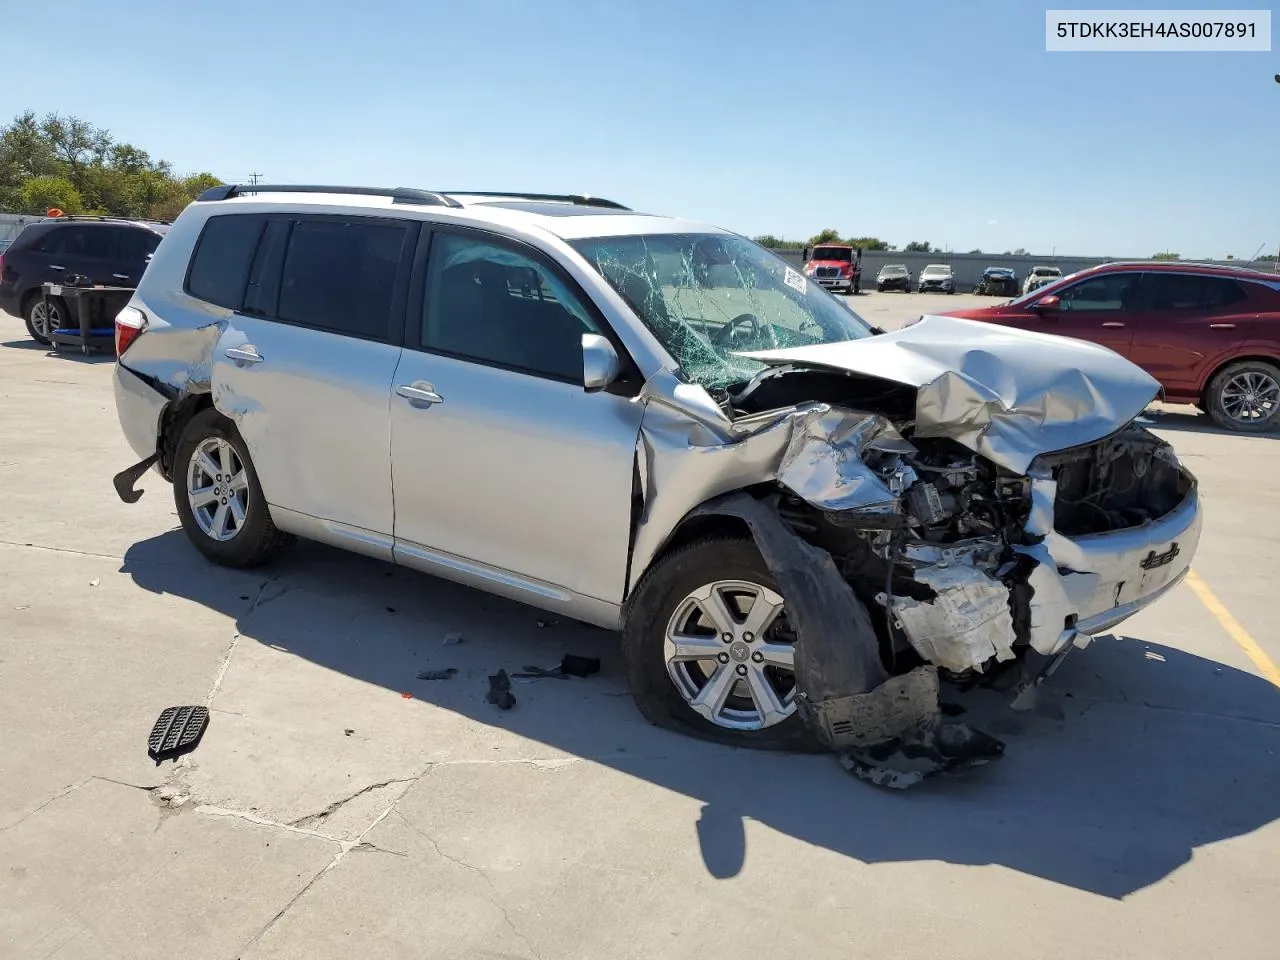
[809,228,842,245]
[967,248,983,255]
[846,236,889,250]
[1011,247,1029,256]
[903,240,932,253]
[1151,251,1180,260]
[19,175,83,214]
[0,111,223,220]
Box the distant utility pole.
[248,172,262,186]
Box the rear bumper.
[114,363,169,467]
[0,283,21,318]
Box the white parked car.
[1023,265,1062,294]
[917,264,955,293]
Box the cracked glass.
[572,233,873,390]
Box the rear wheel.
[1206,360,1280,432]
[173,408,293,566]
[24,295,65,345]
[623,537,814,750]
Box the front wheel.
[622,537,814,750]
[1205,360,1280,432]
[173,408,293,567]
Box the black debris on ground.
[487,669,517,709]
[840,723,1005,789]
[148,705,210,765]
[417,667,458,681]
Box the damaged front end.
[631,316,1201,785]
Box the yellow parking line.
[1186,570,1280,688]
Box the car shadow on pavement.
[1143,408,1280,440]
[122,531,1280,900]
[0,338,116,363]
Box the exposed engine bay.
[717,364,1198,682]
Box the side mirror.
[1032,295,1061,314]
[583,333,622,391]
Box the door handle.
[1101,322,1125,328]
[224,345,264,364]
[112,273,130,281]
[1209,323,1236,329]
[49,264,65,271]
[395,382,444,406]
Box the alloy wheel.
[30,301,61,338]
[186,437,250,542]
[1220,370,1280,424]
[663,579,797,731]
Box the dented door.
[212,315,402,535]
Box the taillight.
[115,306,147,357]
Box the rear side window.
[38,225,115,259]
[118,228,162,264]
[187,215,265,309]
[1144,273,1247,310]
[276,219,408,340]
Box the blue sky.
[3,0,1275,257]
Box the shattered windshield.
[571,233,874,390]
[810,246,852,262]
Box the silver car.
[111,186,1201,762]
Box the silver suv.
[111,185,1201,758]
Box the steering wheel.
[713,312,760,345]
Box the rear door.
[389,226,643,604]
[113,226,164,287]
[1041,270,1143,357]
[203,212,414,540]
[1127,273,1254,397]
[38,224,119,285]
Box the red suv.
[943,261,1280,432]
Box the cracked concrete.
[3,303,1280,959]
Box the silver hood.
[740,314,1160,474]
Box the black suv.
[0,217,169,343]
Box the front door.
[207,213,414,537]
[1040,270,1144,357]
[390,228,642,604]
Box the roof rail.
[197,184,463,208]
[443,191,631,211]
[40,214,170,225]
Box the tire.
[1205,360,1280,433]
[876,284,885,292]
[622,537,815,751]
[172,408,293,567]
[24,294,66,345]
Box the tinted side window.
[421,233,598,382]
[277,219,407,340]
[41,226,113,259]
[1058,273,1139,312]
[187,215,266,310]
[1145,274,1247,310]
[118,228,162,264]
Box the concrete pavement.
[1,297,1277,959]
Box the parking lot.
[2,291,1278,959]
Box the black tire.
[876,284,884,293]
[173,408,293,567]
[622,537,816,751]
[1205,360,1280,433]
[23,294,66,345]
